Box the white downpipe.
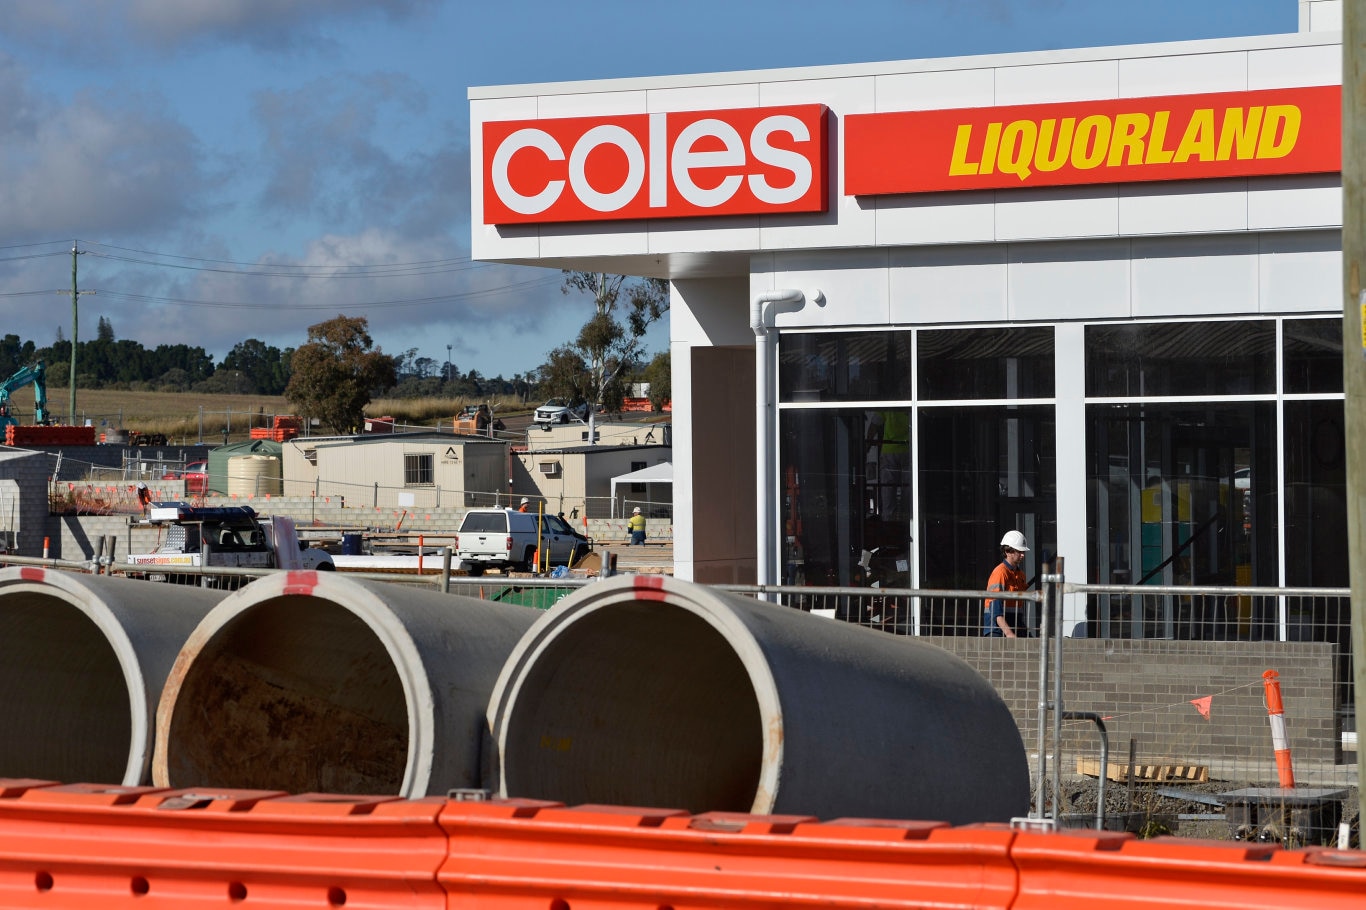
[751,289,805,588]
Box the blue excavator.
[0,361,50,428]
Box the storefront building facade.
[470,2,1346,633]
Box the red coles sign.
[483,105,829,224]
[844,85,1340,196]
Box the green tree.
[642,351,671,411]
[222,338,291,395]
[555,272,669,412]
[285,315,397,434]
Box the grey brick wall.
[932,637,1341,782]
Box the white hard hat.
[632,507,641,513]
[1000,530,1029,551]
[136,481,147,490]
[520,497,529,505]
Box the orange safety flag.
[1190,695,1213,719]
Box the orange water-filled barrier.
[0,780,447,908]
[0,781,1360,909]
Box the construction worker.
[628,506,647,545]
[135,481,152,515]
[984,530,1029,637]
[518,497,531,512]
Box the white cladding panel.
[1248,42,1341,89]
[1249,175,1342,229]
[1118,178,1251,236]
[872,68,996,111]
[994,187,1121,241]
[1258,230,1340,312]
[889,245,1009,325]
[1131,235,1260,317]
[1009,242,1132,322]
[1117,51,1252,96]
[763,232,1341,328]
[767,249,891,329]
[992,59,1120,104]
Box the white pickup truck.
[126,502,334,586]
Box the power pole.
[1342,0,1365,837]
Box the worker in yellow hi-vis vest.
[866,410,910,521]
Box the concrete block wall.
[0,450,51,555]
[933,637,1341,779]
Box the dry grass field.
[37,389,530,445]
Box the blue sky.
[0,0,1303,381]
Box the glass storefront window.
[1086,321,1275,397]
[778,332,913,402]
[1284,399,1347,587]
[1284,318,1344,394]
[918,405,1056,632]
[779,408,911,592]
[918,327,1055,400]
[1085,401,1277,639]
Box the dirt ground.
[1046,777,1360,847]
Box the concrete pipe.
[0,567,227,786]
[489,575,1030,824]
[154,571,539,797]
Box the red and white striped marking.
[1262,669,1296,788]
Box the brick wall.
[932,637,1341,781]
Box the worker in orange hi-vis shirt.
[984,530,1028,638]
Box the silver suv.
[533,398,589,425]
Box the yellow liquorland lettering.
[1257,104,1301,159]
[1217,106,1264,161]
[1145,111,1175,164]
[949,123,981,176]
[979,122,1003,176]
[1070,114,1112,169]
[998,120,1037,181]
[1034,118,1075,172]
[1174,109,1215,163]
[1107,112,1151,167]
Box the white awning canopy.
[610,461,673,517]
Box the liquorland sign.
[845,86,1339,195]
[483,104,829,224]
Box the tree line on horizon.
[0,267,674,435]
[0,316,542,401]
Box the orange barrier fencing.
[0,781,1360,909]
[5,426,96,446]
[248,427,300,441]
[438,800,1019,910]
[0,780,447,908]
[1010,827,1366,910]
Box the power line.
[94,274,562,311]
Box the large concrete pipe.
[154,572,539,797]
[0,567,227,786]
[489,575,1030,824]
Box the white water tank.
[227,454,282,497]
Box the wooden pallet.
[1077,757,1209,783]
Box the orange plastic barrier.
[0,779,448,908]
[438,800,1018,909]
[1011,827,1366,910]
[5,426,96,446]
[0,781,1361,909]
[249,427,300,441]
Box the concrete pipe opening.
[490,575,1030,824]
[0,568,226,785]
[156,572,539,797]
